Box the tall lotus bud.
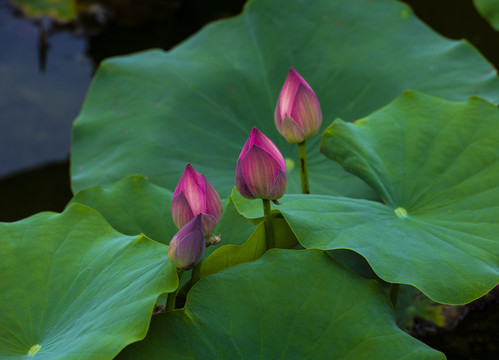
[168,214,205,270]
[274,67,322,144]
[172,164,223,236]
[235,127,286,200]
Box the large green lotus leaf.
[277,91,499,304]
[0,203,177,360]
[11,0,77,21]
[117,250,444,360]
[200,216,297,278]
[71,0,499,199]
[474,0,499,30]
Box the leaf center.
[394,207,408,218]
[28,344,42,356]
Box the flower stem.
[262,199,274,250]
[389,283,400,309]
[166,269,184,311]
[297,141,310,194]
[189,262,202,289]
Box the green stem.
[189,262,202,289]
[297,141,310,194]
[389,283,400,309]
[178,259,204,299]
[262,199,274,250]
[166,270,184,311]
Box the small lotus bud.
[235,127,287,200]
[168,214,206,270]
[274,67,322,144]
[172,164,223,236]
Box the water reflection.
[0,0,247,183]
[0,0,246,221]
[0,0,92,178]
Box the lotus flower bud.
[172,164,223,236]
[235,127,286,200]
[274,67,322,144]
[168,214,206,270]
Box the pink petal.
[251,128,286,170]
[235,158,256,199]
[200,213,218,236]
[276,67,312,122]
[289,67,312,89]
[175,164,206,214]
[289,83,322,138]
[278,114,306,144]
[238,127,258,160]
[277,68,305,115]
[172,192,195,230]
[202,174,223,221]
[240,145,281,199]
[267,169,287,200]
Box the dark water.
[0,0,498,358]
[0,0,92,177]
[0,0,246,221]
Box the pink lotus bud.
[274,67,322,144]
[172,164,223,236]
[235,127,287,200]
[168,214,205,270]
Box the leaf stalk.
[166,269,184,311]
[262,199,275,250]
[298,141,310,194]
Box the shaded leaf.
[208,195,256,253]
[474,0,499,31]
[201,216,297,278]
[397,285,445,331]
[70,174,176,245]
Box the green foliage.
[71,0,499,199]
[70,174,177,244]
[474,0,499,30]
[206,196,256,256]
[231,186,265,220]
[4,0,499,358]
[201,216,298,278]
[0,204,177,359]
[117,250,445,359]
[270,92,499,304]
